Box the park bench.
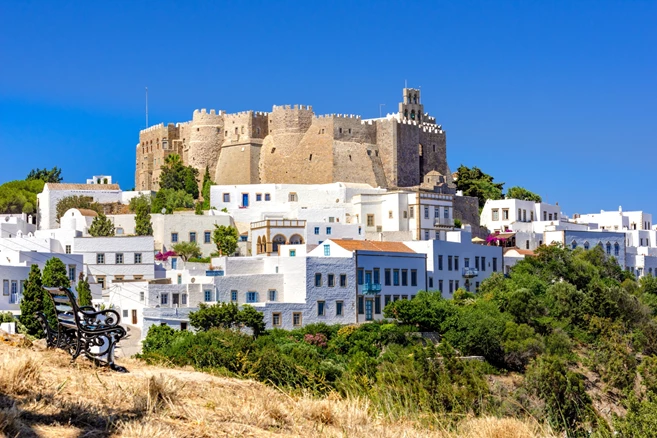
[35,286,127,372]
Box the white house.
[544,230,627,268]
[405,230,503,297]
[480,199,561,234]
[87,175,113,185]
[0,214,36,238]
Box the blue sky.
[1,0,655,215]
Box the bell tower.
[398,87,424,122]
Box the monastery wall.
[188,109,224,177]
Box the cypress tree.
[19,264,44,337]
[77,274,93,306]
[88,212,115,237]
[135,204,153,236]
[42,257,71,326]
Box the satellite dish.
[161,208,166,214]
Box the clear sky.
[1,0,655,215]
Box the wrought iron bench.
[36,286,128,372]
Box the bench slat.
[51,295,71,304]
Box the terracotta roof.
[504,247,535,256]
[46,183,120,191]
[77,209,98,217]
[330,239,415,253]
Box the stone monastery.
[135,88,452,191]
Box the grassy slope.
[0,332,556,438]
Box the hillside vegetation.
[139,244,657,437]
[0,333,553,438]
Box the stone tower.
[399,88,424,123]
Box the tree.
[55,195,102,222]
[454,165,504,209]
[26,166,63,183]
[134,201,153,236]
[42,257,70,326]
[0,179,45,214]
[159,153,200,199]
[172,241,202,262]
[88,212,115,237]
[201,166,214,209]
[506,186,542,202]
[212,225,239,256]
[151,188,195,214]
[128,193,151,213]
[19,265,44,337]
[77,274,93,306]
[189,302,265,337]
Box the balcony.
[360,283,382,294]
[434,217,454,227]
[462,268,479,278]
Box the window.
[438,255,443,270]
[288,192,298,202]
[161,294,168,305]
[134,275,143,280]
[403,211,408,219]
[375,296,381,314]
[95,253,105,264]
[289,249,296,257]
[123,309,128,318]
[269,290,277,301]
[401,269,408,286]
[518,208,522,220]
[373,268,380,284]
[340,274,347,287]
[315,273,322,287]
[424,207,429,219]
[531,211,534,221]
[171,258,178,269]
[68,265,76,282]
[455,281,459,290]
[411,270,417,286]
[606,242,612,255]
[409,207,414,218]
[116,227,124,235]
[425,230,430,240]
[317,301,325,316]
[389,210,393,219]
[614,243,620,256]
[65,245,71,254]
[293,312,302,327]
[384,295,391,306]
[97,276,105,289]
[189,232,197,243]
[444,207,449,219]
[393,269,400,286]
[256,193,262,201]
[115,253,124,264]
[204,290,212,302]
[336,301,343,316]
[502,209,509,220]
[543,211,547,221]
[223,193,230,202]
[481,257,486,271]
[247,292,258,303]
[326,227,332,235]
[134,253,142,264]
[314,227,320,235]
[324,245,331,256]
[384,269,391,285]
[358,296,364,314]
[584,241,590,250]
[204,231,211,243]
[265,193,271,201]
[327,274,335,287]
[272,313,281,327]
[492,209,499,221]
[2,280,7,296]
[448,256,453,271]
[140,291,144,301]
[475,256,480,270]
[171,232,178,243]
[438,280,443,292]
[177,274,182,284]
[571,240,577,250]
[449,280,454,293]
[434,207,440,218]
[454,256,460,271]
[367,214,375,227]
[493,258,498,272]
[358,226,362,235]
[357,268,364,285]
[231,290,238,302]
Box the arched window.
[256,236,262,254]
[413,94,417,104]
[571,240,577,250]
[410,110,415,120]
[614,242,620,256]
[584,241,589,250]
[289,234,304,245]
[404,109,408,119]
[606,242,611,255]
[272,234,286,253]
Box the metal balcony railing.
[361,283,382,294]
[434,217,455,227]
[462,268,479,278]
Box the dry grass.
[0,331,557,438]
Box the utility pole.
[145,87,149,128]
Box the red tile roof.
[46,183,120,190]
[330,239,415,253]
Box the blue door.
[242,193,249,207]
[365,299,373,321]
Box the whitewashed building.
[0,214,37,238]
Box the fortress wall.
[332,140,386,188]
[270,105,314,134]
[395,121,422,188]
[418,127,448,180]
[176,121,192,163]
[375,119,398,188]
[137,123,181,191]
[189,109,225,177]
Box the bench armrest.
[79,308,122,327]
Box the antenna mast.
[145,87,149,127]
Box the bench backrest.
[43,287,82,328]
